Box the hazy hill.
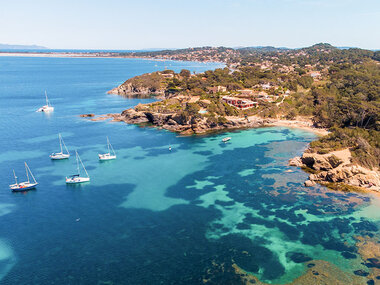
[0,43,47,50]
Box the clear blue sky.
[1,0,379,49]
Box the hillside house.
[161,73,174,79]
[309,71,322,80]
[208,86,227,93]
[222,96,258,110]
[261,83,272,90]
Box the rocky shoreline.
[289,148,380,192]
[114,109,274,135]
[84,109,325,136]
[82,109,380,193]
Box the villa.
[222,96,258,110]
[208,85,227,93]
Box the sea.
[0,56,379,284]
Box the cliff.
[111,108,271,135]
[289,148,380,191]
[108,71,169,96]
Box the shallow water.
[0,57,379,284]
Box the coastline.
[85,113,329,135]
[85,112,328,137]
[257,117,329,137]
[84,111,380,194]
[2,44,380,285]
[0,51,226,65]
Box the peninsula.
[88,43,380,192]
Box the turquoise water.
[0,56,379,284]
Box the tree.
[297,76,314,89]
[180,69,191,78]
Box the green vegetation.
[121,44,380,170]
[309,128,380,169]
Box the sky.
[0,0,379,50]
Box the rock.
[301,153,333,171]
[166,118,178,126]
[353,269,369,277]
[309,174,317,181]
[180,128,194,135]
[294,148,380,192]
[288,157,303,167]
[107,72,166,96]
[327,155,343,168]
[80,113,95,117]
[120,109,149,124]
[304,180,316,187]
[286,252,313,263]
[366,258,380,269]
[341,251,356,259]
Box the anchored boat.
[9,162,38,192]
[50,133,70,160]
[37,91,54,112]
[98,137,116,161]
[222,137,231,142]
[66,151,90,184]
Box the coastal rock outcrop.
[304,180,316,187]
[290,148,380,192]
[120,109,149,124]
[288,157,303,167]
[107,72,167,96]
[79,113,95,117]
[113,106,272,135]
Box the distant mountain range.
[0,43,47,50]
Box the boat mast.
[25,162,30,183]
[108,137,116,156]
[107,136,110,154]
[75,151,80,175]
[61,135,69,155]
[77,152,89,178]
[25,162,37,184]
[13,170,18,186]
[45,91,49,106]
[59,133,63,153]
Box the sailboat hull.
[37,105,54,112]
[98,153,116,161]
[50,153,70,160]
[65,176,90,184]
[10,182,38,192]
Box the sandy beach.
[266,118,329,136]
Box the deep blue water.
[0,56,379,284]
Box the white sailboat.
[37,91,54,112]
[66,151,90,184]
[50,133,70,160]
[9,162,38,192]
[98,136,116,161]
